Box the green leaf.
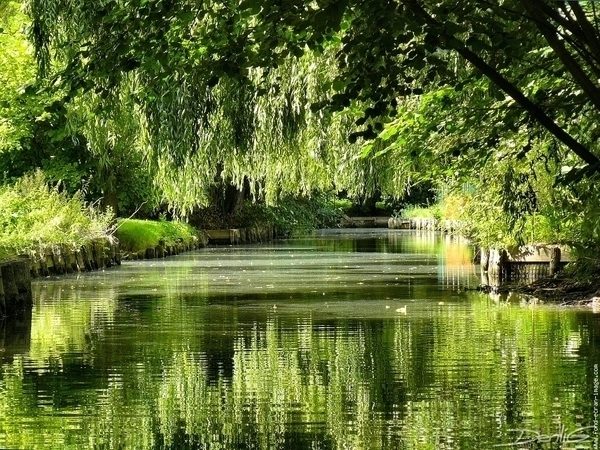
[332,79,345,92]
[360,141,373,157]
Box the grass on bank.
[0,171,114,259]
[116,218,198,253]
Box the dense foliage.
[190,193,344,237]
[0,171,114,258]
[2,0,600,253]
[0,2,159,217]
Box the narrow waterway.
[0,229,598,449]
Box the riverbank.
[491,274,600,307]
[22,220,277,273]
[3,218,278,278]
[0,218,278,316]
[397,212,600,306]
[0,172,114,262]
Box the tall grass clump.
[0,171,114,258]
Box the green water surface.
[0,229,598,449]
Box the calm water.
[0,230,599,449]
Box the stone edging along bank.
[0,225,275,316]
[27,225,274,275]
[26,236,207,275]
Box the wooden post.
[52,245,65,275]
[1,265,18,304]
[500,250,508,282]
[549,247,561,276]
[113,242,121,265]
[30,254,40,278]
[488,248,506,283]
[44,252,55,274]
[0,258,32,315]
[108,241,119,265]
[92,240,105,269]
[480,248,490,272]
[62,244,75,273]
[13,257,32,309]
[480,268,489,287]
[80,245,91,271]
[0,269,5,316]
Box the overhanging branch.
[403,0,600,170]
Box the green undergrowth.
[190,193,343,238]
[400,205,437,219]
[116,218,197,253]
[401,194,571,251]
[238,195,344,237]
[332,198,353,213]
[0,171,114,260]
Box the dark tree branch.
[476,0,600,79]
[404,0,600,169]
[556,29,600,80]
[568,2,600,65]
[519,0,600,113]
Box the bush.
[400,205,437,219]
[241,194,343,237]
[189,192,343,238]
[0,171,114,259]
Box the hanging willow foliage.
[24,0,422,215]
[150,50,370,214]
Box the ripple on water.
[0,231,596,449]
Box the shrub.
[240,194,343,237]
[0,171,114,258]
[400,205,437,219]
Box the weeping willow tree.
[63,78,160,216]
[25,0,410,215]
[22,0,600,231]
[144,51,366,214]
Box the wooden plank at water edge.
[340,216,389,228]
[388,218,410,229]
[205,229,241,244]
[374,217,390,227]
[205,230,231,243]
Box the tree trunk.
[223,181,247,216]
[361,188,382,216]
[102,185,119,217]
[209,176,250,218]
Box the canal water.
[0,229,598,449]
